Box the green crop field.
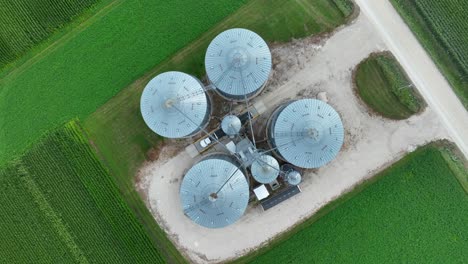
[355,52,423,119]
[391,0,468,109]
[236,144,468,263]
[0,0,105,69]
[0,121,168,263]
[0,0,250,165]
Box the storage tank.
[221,115,242,137]
[267,99,344,169]
[179,154,249,228]
[205,28,272,101]
[250,154,280,184]
[140,71,211,138]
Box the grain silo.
[140,71,211,138]
[267,99,344,169]
[179,153,250,228]
[250,154,280,184]
[205,28,272,101]
[281,164,302,186]
[221,114,242,137]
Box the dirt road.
[355,0,468,158]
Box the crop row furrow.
[0,0,100,68]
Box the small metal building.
[140,71,211,138]
[205,28,272,101]
[267,99,344,169]
[179,154,249,229]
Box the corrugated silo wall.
[265,101,294,162]
[187,77,212,138]
[211,81,267,102]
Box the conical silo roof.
[205,28,272,100]
[179,155,249,229]
[286,170,301,186]
[140,71,210,138]
[221,115,242,136]
[250,154,279,184]
[270,99,344,168]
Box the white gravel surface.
[137,11,452,264]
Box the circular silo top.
[250,154,280,184]
[286,170,301,186]
[205,28,272,100]
[221,115,242,136]
[271,99,344,168]
[140,71,209,138]
[179,155,249,229]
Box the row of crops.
[0,0,249,165]
[240,144,468,263]
[390,0,468,109]
[411,0,468,73]
[0,0,102,68]
[0,121,165,263]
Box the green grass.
[390,0,468,110]
[0,0,104,68]
[0,0,250,165]
[0,120,166,263]
[355,52,424,119]
[235,143,468,263]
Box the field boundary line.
[0,0,123,86]
[19,166,89,264]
